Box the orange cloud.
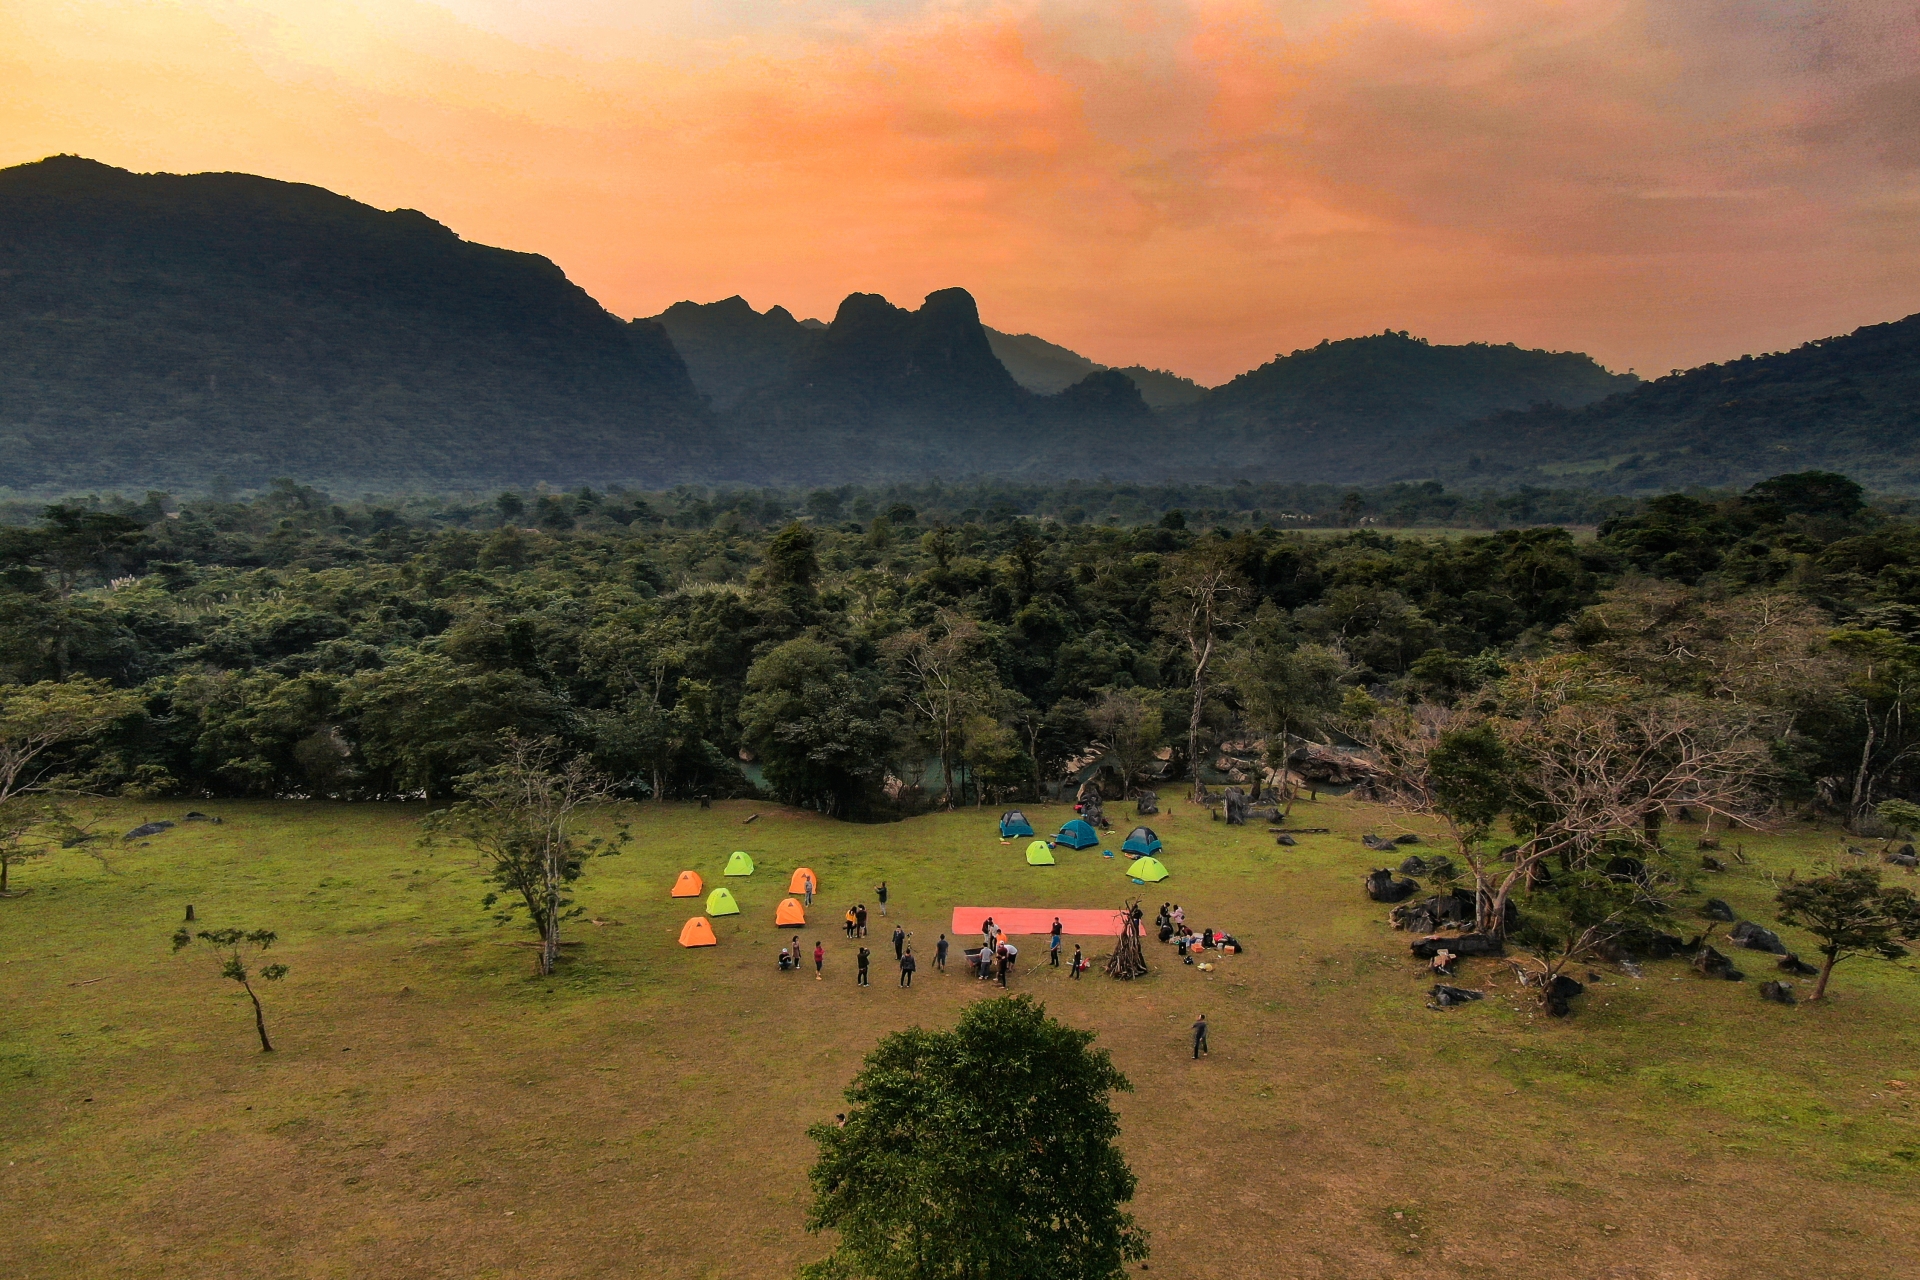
[2,0,1915,384]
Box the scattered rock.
[1888,852,1919,869]
[1676,805,1696,822]
[1411,934,1503,959]
[1730,921,1789,955]
[1759,980,1796,1005]
[1398,855,1428,875]
[1394,833,1422,845]
[1604,854,1646,881]
[1361,834,1399,851]
[1700,898,1736,922]
[1701,854,1726,872]
[1423,855,1457,881]
[1134,791,1158,816]
[1366,869,1420,903]
[1697,836,1722,851]
[1274,833,1297,847]
[1545,974,1585,1017]
[1692,945,1745,981]
[182,811,221,823]
[1498,844,1521,862]
[1287,742,1383,785]
[123,821,175,840]
[1428,984,1484,1008]
[1223,788,1249,827]
[1778,953,1820,976]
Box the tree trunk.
[0,854,9,894]
[1811,949,1838,1000]
[246,982,274,1052]
[1850,712,1877,828]
[1188,644,1210,805]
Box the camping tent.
[706,887,740,916]
[1121,826,1162,856]
[999,810,1035,838]
[679,916,718,947]
[1128,856,1170,883]
[788,867,819,895]
[1055,818,1100,849]
[1026,840,1056,865]
[671,869,703,897]
[775,897,807,926]
[724,851,755,876]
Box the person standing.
[844,906,856,939]
[1070,944,1084,980]
[892,924,906,962]
[1050,917,1063,967]
[791,935,802,971]
[803,874,814,906]
[855,904,868,937]
[899,947,916,987]
[1192,1013,1209,1059]
[876,880,889,916]
[814,940,825,980]
[857,945,870,987]
[935,933,949,972]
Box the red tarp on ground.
[951,907,1129,937]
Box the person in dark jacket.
[1050,918,1063,966]
[856,946,870,986]
[892,924,906,961]
[899,948,917,987]
[1192,1013,1209,1059]
[936,934,949,972]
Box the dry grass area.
[4,794,1918,1278]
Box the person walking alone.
[1192,1013,1209,1059]
[935,933,948,973]
[876,880,889,917]
[1050,917,1063,968]
[814,940,825,980]
[899,947,916,987]
[1070,944,1084,979]
[856,945,870,987]
[892,924,906,962]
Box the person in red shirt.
[813,940,825,980]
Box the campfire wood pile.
[1105,900,1149,980]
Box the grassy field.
[4,794,1918,1279]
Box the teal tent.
[1121,825,1162,856]
[999,810,1035,838]
[1055,819,1099,849]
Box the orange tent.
[679,916,717,947]
[775,897,807,927]
[788,867,818,895]
[671,870,703,898]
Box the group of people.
[838,881,890,938]
[1154,903,1242,964]
[788,921,941,988]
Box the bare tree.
[0,679,143,896]
[1155,543,1244,804]
[1362,659,1771,938]
[885,611,993,809]
[424,734,629,975]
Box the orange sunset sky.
[4,0,1917,384]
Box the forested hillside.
[7,469,1917,829]
[0,157,709,493]
[1426,312,1920,492]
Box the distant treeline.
[0,479,1642,535]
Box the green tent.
[724,851,755,876]
[706,886,740,916]
[1025,840,1056,866]
[1128,856,1169,883]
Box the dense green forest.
[4,469,1918,827]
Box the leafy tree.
[0,679,144,894]
[170,926,290,1051]
[1085,688,1166,796]
[1876,799,1920,850]
[884,611,994,808]
[802,995,1146,1280]
[1510,857,1674,1012]
[1230,601,1350,806]
[424,734,629,976]
[739,637,896,816]
[1776,867,1920,1000]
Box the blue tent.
[1055,818,1100,849]
[999,810,1035,838]
[1121,825,1162,856]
